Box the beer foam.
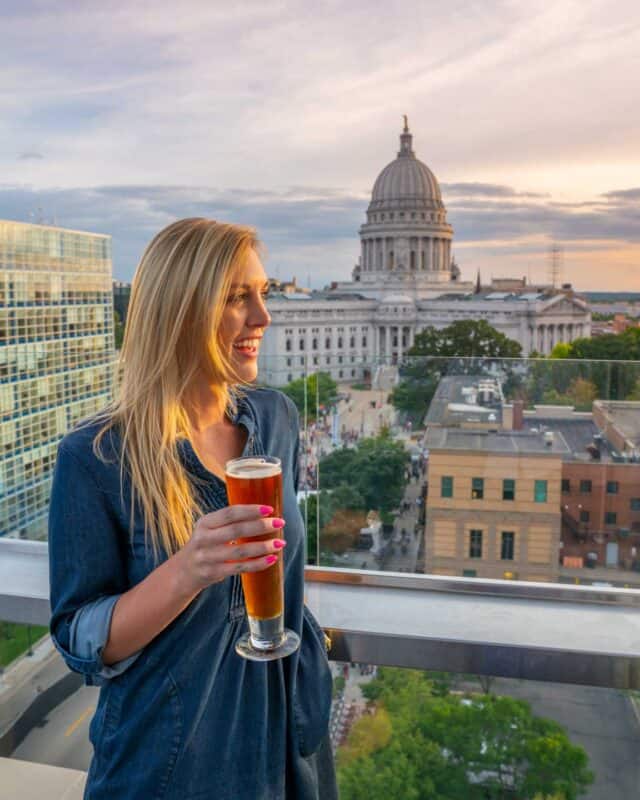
[225,457,281,479]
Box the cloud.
[1,0,639,199]
[1,178,639,290]
[18,152,44,160]
[602,188,640,203]
[442,182,549,199]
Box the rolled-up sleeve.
[69,595,142,681]
[48,441,136,686]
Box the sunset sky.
[1,1,639,290]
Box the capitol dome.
[369,119,444,212]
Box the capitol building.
[259,121,591,386]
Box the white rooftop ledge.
[1,541,639,689]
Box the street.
[492,677,640,800]
[12,685,97,772]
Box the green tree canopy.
[319,430,408,515]
[339,667,594,800]
[409,319,523,359]
[280,371,338,420]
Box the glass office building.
[0,220,116,539]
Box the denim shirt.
[48,388,335,800]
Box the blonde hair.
[76,218,260,561]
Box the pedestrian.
[48,219,336,799]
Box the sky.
[1,0,639,291]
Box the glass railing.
[258,355,640,591]
[2,354,640,798]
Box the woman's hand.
[172,504,286,598]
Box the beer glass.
[225,455,300,661]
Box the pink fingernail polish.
[265,555,278,565]
[272,518,284,529]
[273,539,286,549]
[259,505,274,515]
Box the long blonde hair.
[76,218,260,561]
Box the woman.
[48,218,337,799]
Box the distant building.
[0,220,116,539]
[260,121,591,386]
[520,402,640,574]
[424,426,564,582]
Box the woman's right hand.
[172,504,286,598]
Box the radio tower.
[548,244,563,289]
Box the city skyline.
[1,0,639,290]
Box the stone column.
[427,238,433,272]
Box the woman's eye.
[228,293,247,304]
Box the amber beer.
[225,457,284,646]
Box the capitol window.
[286,339,292,352]
[299,338,304,351]
[338,337,343,348]
[312,338,318,350]
[362,336,367,347]
[350,336,355,348]
[325,337,330,349]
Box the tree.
[339,667,594,800]
[281,372,338,420]
[409,319,522,360]
[389,372,438,426]
[319,430,408,515]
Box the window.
[631,498,640,511]
[501,532,515,561]
[471,477,484,499]
[469,530,483,559]
[299,339,304,351]
[580,509,590,522]
[312,338,318,350]
[285,339,292,352]
[350,337,355,348]
[441,476,453,498]
[605,512,617,525]
[462,569,477,578]
[325,338,331,349]
[338,337,343,348]
[362,336,367,348]
[561,479,570,494]
[534,480,547,503]
[286,357,292,366]
[502,479,515,501]
[580,479,592,494]
[606,481,619,495]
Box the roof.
[522,416,611,462]
[425,427,570,455]
[369,126,443,209]
[425,375,503,427]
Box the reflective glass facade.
[0,220,116,539]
